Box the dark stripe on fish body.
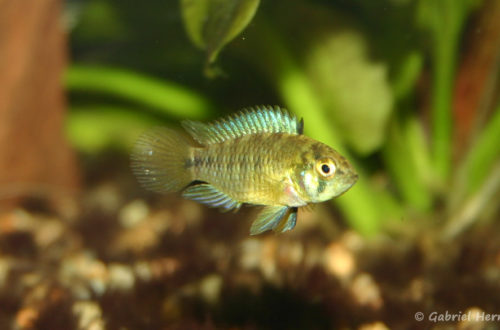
[300,150,310,166]
[185,156,204,169]
[317,180,326,194]
[312,143,323,160]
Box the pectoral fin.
[250,206,289,235]
[273,207,298,233]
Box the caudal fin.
[131,127,193,193]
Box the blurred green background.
[66,0,500,237]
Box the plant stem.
[431,43,455,183]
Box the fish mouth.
[343,172,358,192]
[333,176,357,198]
[344,169,358,186]
[336,172,358,197]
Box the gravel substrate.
[1,161,499,329]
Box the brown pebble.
[358,321,389,330]
[458,307,486,330]
[350,273,383,310]
[15,307,39,329]
[323,242,355,281]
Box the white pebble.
[108,264,135,291]
[73,301,104,330]
[119,199,149,228]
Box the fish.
[130,106,358,235]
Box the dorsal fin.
[181,105,303,145]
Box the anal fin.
[182,184,241,212]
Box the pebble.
[15,307,39,329]
[239,238,262,270]
[350,273,383,310]
[458,307,487,330]
[33,218,65,248]
[199,274,223,305]
[147,258,181,280]
[323,242,355,281]
[178,200,202,226]
[60,253,108,296]
[108,263,135,291]
[304,242,325,268]
[119,199,149,228]
[260,238,277,281]
[358,321,389,330]
[134,261,153,282]
[341,230,364,251]
[277,240,304,267]
[73,301,105,330]
[85,183,122,214]
[406,278,425,302]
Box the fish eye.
[316,158,336,178]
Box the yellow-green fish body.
[131,106,358,235]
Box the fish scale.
[192,133,310,205]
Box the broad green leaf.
[305,28,394,155]
[181,0,260,67]
[269,3,394,154]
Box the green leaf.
[305,28,394,155]
[181,0,260,68]
[274,4,394,155]
[391,51,424,101]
